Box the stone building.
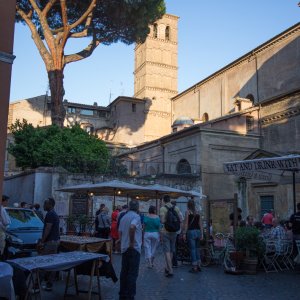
[5,15,300,224]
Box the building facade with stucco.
[5,15,300,225]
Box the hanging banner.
[223,155,300,181]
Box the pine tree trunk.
[48,69,66,127]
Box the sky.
[10,0,300,107]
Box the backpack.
[164,205,180,232]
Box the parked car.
[4,208,44,258]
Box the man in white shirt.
[0,195,11,259]
[118,200,142,300]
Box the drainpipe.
[198,89,201,119]
[0,1,16,202]
[255,53,259,102]
[162,144,165,174]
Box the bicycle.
[200,233,228,267]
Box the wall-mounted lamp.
[117,190,121,195]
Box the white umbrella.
[57,179,154,208]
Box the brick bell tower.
[134,14,179,142]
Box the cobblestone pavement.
[41,246,300,300]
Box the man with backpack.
[159,195,182,277]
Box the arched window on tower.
[246,94,255,104]
[202,113,209,122]
[165,26,170,40]
[176,159,192,175]
[153,23,158,38]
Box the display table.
[7,251,109,300]
[60,235,112,258]
[0,262,15,300]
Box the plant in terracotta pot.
[66,215,76,235]
[235,226,265,274]
[78,214,90,236]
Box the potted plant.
[235,226,265,274]
[78,214,90,236]
[66,215,76,235]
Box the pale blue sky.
[10,0,300,106]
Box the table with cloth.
[60,235,117,284]
[60,235,112,258]
[0,262,15,300]
[7,251,109,300]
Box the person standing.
[117,205,129,229]
[95,203,105,236]
[97,207,111,239]
[160,195,182,277]
[170,200,183,268]
[33,203,44,221]
[20,202,27,208]
[119,200,142,300]
[261,209,274,229]
[39,197,60,291]
[111,205,121,253]
[0,195,11,260]
[290,203,300,240]
[143,205,161,268]
[183,199,203,273]
[289,203,300,256]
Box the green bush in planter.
[235,226,265,258]
[78,215,89,232]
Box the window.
[85,126,94,134]
[67,107,76,114]
[153,23,158,38]
[260,195,274,218]
[246,116,254,132]
[202,113,209,122]
[246,94,255,103]
[98,110,107,117]
[80,109,94,116]
[165,26,170,40]
[148,166,156,176]
[132,103,136,112]
[176,159,192,174]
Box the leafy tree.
[8,119,110,173]
[15,0,166,127]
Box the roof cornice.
[134,61,178,74]
[173,22,300,101]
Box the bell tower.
[134,14,179,141]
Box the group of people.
[229,205,300,250]
[94,203,129,253]
[117,195,204,300]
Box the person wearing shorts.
[159,195,182,277]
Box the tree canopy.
[15,0,165,127]
[8,119,110,174]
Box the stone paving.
[41,245,300,300]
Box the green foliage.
[8,119,110,174]
[107,157,128,177]
[235,226,265,258]
[16,1,166,45]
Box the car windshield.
[6,209,44,230]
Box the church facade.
[6,15,300,224]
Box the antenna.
[120,81,124,96]
[109,80,114,103]
[109,90,113,104]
